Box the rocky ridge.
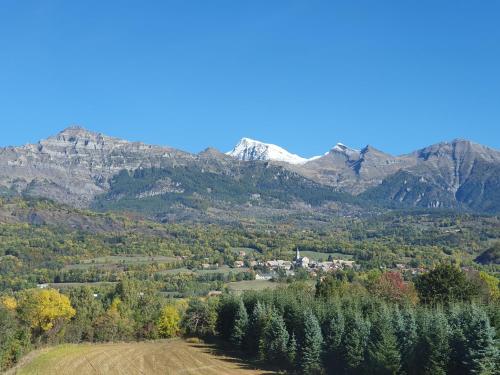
[0,127,499,213]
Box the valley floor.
[7,339,275,375]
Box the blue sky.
[0,0,499,157]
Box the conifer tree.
[288,333,297,369]
[393,307,417,374]
[230,299,248,348]
[324,304,345,374]
[263,310,289,363]
[217,294,240,341]
[448,305,498,374]
[301,310,324,375]
[341,310,371,374]
[247,302,269,358]
[366,309,401,374]
[415,309,450,375]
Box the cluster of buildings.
[252,248,356,280]
[295,248,355,270]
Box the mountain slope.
[0,126,192,207]
[361,140,500,211]
[92,162,356,220]
[226,137,311,164]
[0,128,499,215]
[293,144,410,194]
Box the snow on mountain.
[226,138,362,165]
[331,143,360,157]
[226,138,310,165]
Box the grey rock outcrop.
[0,126,192,206]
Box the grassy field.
[64,255,178,270]
[160,265,250,275]
[226,280,280,292]
[11,339,275,375]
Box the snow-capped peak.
[226,138,309,165]
[331,142,359,156]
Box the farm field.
[64,255,179,270]
[226,280,280,292]
[11,339,275,375]
[160,265,250,275]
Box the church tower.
[295,247,300,261]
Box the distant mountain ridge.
[0,126,192,206]
[0,126,499,216]
[226,137,314,165]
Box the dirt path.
[9,340,275,375]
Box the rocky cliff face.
[360,140,500,211]
[295,144,412,194]
[0,126,192,207]
[407,139,500,193]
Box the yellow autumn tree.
[108,297,122,315]
[17,289,75,333]
[1,296,17,310]
[157,304,181,338]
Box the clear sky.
[1,0,499,157]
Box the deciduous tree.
[182,298,217,337]
[17,289,75,337]
[415,264,477,305]
[157,304,181,338]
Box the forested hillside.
[0,198,498,373]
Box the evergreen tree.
[246,302,269,357]
[288,333,297,369]
[448,305,498,374]
[301,310,324,375]
[341,310,371,374]
[324,304,345,374]
[365,309,401,375]
[415,309,450,375]
[217,294,240,341]
[393,307,418,375]
[230,299,248,348]
[263,310,289,363]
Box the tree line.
[185,265,499,374]
[1,265,499,373]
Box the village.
[234,248,356,281]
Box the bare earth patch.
[12,339,275,375]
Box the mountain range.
[1,126,499,220]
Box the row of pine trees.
[215,288,498,374]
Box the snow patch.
[332,143,359,155]
[226,138,309,165]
